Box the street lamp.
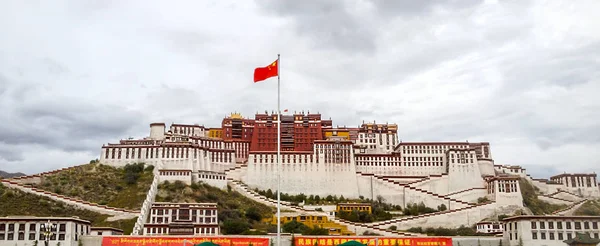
[40,220,56,246]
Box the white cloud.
[0,0,598,179]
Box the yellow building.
[323,129,351,140]
[265,213,355,236]
[207,128,223,138]
[336,203,372,214]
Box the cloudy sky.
[0,0,599,178]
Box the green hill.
[156,181,275,235]
[0,183,137,234]
[32,162,153,210]
[574,199,600,216]
[519,178,568,215]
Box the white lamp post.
[40,220,56,246]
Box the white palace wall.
[354,165,446,176]
[243,154,360,198]
[447,189,488,203]
[375,203,521,230]
[355,174,471,210]
[448,162,486,194]
[411,175,450,195]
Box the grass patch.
[574,199,600,216]
[33,163,153,210]
[519,178,568,215]
[0,183,136,234]
[156,181,275,234]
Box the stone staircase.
[226,179,421,237]
[552,199,588,215]
[132,163,161,235]
[357,172,475,208]
[367,201,499,230]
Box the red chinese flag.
[254,59,278,82]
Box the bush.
[245,207,262,222]
[403,202,438,216]
[222,220,250,234]
[519,179,568,214]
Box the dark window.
[29,233,36,240]
[593,222,598,229]
[59,224,66,232]
[0,224,4,230]
[540,221,545,229]
[58,234,65,241]
[18,224,25,231]
[584,222,590,229]
[532,232,537,240]
[557,221,563,229]
[575,222,581,230]
[29,224,36,231]
[0,234,4,240]
[558,233,564,240]
[541,232,546,240]
[531,221,537,229]
[549,232,555,240]
[566,222,572,229]
[18,232,24,240]
[8,224,14,231]
[548,221,554,229]
[7,233,14,240]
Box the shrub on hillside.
[402,202,438,216]
[123,163,146,184]
[519,178,568,215]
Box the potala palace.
[3,111,599,246]
[96,112,600,233]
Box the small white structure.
[0,216,91,246]
[89,227,123,236]
[476,221,503,234]
[502,215,600,246]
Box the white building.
[89,227,123,236]
[550,173,600,198]
[0,216,91,246]
[476,221,503,234]
[143,202,219,236]
[502,215,600,246]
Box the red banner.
[102,236,270,246]
[294,236,452,246]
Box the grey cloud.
[0,147,24,162]
[370,0,484,17]
[0,0,599,177]
[255,0,378,53]
[0,80,144,152]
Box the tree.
[222,220,250,234]
[290,234,296,246]
[245,207,262,222]
[376,195,385,204]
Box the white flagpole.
[276,53,281,246]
